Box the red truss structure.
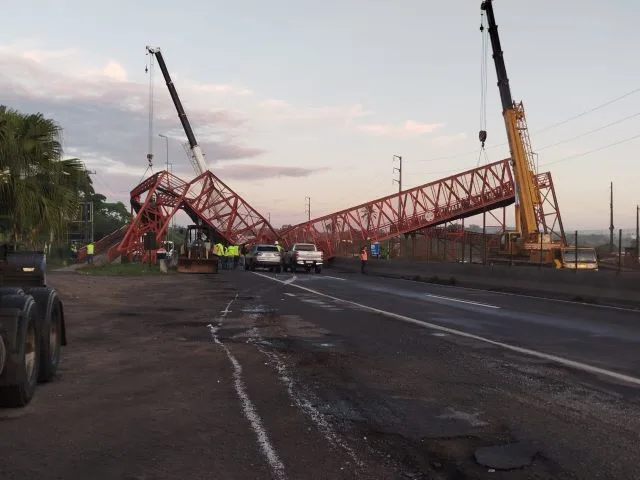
[112,169,277,262]
[279,159,517,258]
[77,224,128,262]
[533,171,566,244]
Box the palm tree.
[360,205,377,236]
[0,105,89,248]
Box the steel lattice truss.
[534,171,566,245]
[114,169,277,261]
[278,159,518,258]
[112,158,566,263]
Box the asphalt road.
[4,269,639,479]
[223,268,640,479]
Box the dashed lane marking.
[252,272,640,388]
[424,293,500,309]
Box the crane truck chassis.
[0,246,67,408]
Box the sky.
[1,0,639,231]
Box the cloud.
[0,42,433,228]
[20,47,77,63]
[258,97,373,124]
[430,132,468,146]
[356,120,444,138]
[215,164,328,181]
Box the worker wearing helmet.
[274,240,281,252]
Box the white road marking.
[246,328,363,468]
[283,292,296,297]
[283,274,297,285]
[390,275,640,313]
[207,294,288,480]
[424,293,500,309]
[322,275,346,281]
[252,272,640,388]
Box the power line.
[416,86,640,163]
[536,87,640,134]
[404,130,640,183]
[536,111,640,152]
[540,132,640,168]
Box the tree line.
[0,105,130,250]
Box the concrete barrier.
[328,257,640,309]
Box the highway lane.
[257,270,640,379]
[224,269,640,478]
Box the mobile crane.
[481,0,598,269]
[145,46,220,273]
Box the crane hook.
[479,130,487,148]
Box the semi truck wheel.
[0,295,41,408]
[24,287,65,383]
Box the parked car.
[245,244,282,272]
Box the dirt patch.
[0,272,273,480]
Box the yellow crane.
[481,0,598,269]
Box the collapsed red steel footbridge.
[280,160,564,258]
[279,159,515,258]
[110,156,565,261]
[111,169,278,261]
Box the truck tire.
[315,266,322,274]
[0,287,25,296]
[0,295,41,408]
[24,287,65,383]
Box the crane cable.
[138,51,156,187]
[477,11,489,166]
[145,50,155,173]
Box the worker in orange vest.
[360,246,368,274]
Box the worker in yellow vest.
[214,243,224,270]
[232,245,240,268]
[86,242,95,264]
[224,245,234,269]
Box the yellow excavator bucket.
[177,256,219,274]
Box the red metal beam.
[278,159,517,258]
[115,169,278,262]
[534,171,566,245]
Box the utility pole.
[392,155,403,258]
[636,205,640,263]
[609,181,614,253]
[392,155,403,214]
[158,133,169,172]
[305,197,311,222]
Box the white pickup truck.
[283,243,323,273]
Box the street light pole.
[158,133,169,172]
[158,134,170,242]
[636,204,639,264]
[168,162,175,233]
